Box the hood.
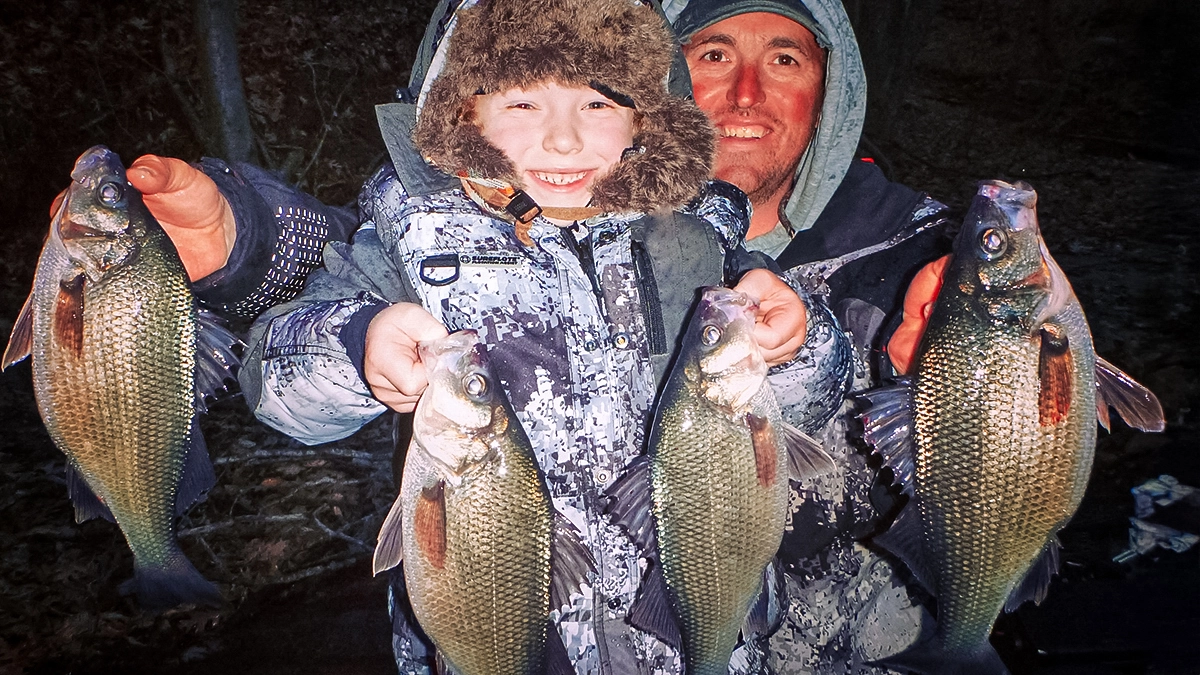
[668,0,867,233]
[403,0,715,215]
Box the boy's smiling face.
[474,82,637,210]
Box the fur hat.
[413,0,715,213]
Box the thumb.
[128,155,227,231]
[127,155,190,195]
[127,155,236,280]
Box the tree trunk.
[194,0,258,163]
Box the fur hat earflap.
[413,0,715,213]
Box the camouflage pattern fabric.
[250,163,837,674]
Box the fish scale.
[373,330,593,675]
[402,447,553,674]
[603,287,834,675]
[914,285,1092,651]
[652,387,788,675]
[37,225,197,569]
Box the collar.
[457,172,602,245]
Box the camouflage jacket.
[243,162,852,675]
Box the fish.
[2,146,240,609]
[605,286,834,675]
[858,180,1165,675]
[372,330,594,675]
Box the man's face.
[683,12,826,205]
[474,81,636,210]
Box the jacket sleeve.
[190,158,362,323]
[238,166,420,445]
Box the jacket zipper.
[630,237,668,356]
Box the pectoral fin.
[54,274,85,360]
[1095,356,1166,432]
[414,481,447,569]
[747,413,779,487]
[1,290,34,370]
[1038,324,1073,427]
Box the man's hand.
[126,155,236,281]
[734,268,807,366]
[887,255,951,375]
[364,303,450,413]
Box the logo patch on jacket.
[419,252,525,286]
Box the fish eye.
[978,227,1008,260]
[99,181,124,207]
[462,372,488,400]
[700,324,722,346]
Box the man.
[669,1,952,672]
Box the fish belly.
[652,393,788,674]
[32,236,196,567]
[402,446,554,675]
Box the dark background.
[1,1,1198,673]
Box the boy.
[242,1,846,673]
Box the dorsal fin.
[857,378,918,495]
[549,513,596,611]
[193,309,243,413]
[373,493,406,576]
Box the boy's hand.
[125,155,237,281]
[887,254,951,375]
[364,303,450,413]
[735,268,807,366]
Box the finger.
[730,268,772,304]
[129,156,225,229]
[755,306,807,366]
[127,155,176,195]
[363,304,449,407]
[370,382,424,414]
[736,269,808,365]
[407,314,452,346]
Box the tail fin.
[121,550,222,610]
